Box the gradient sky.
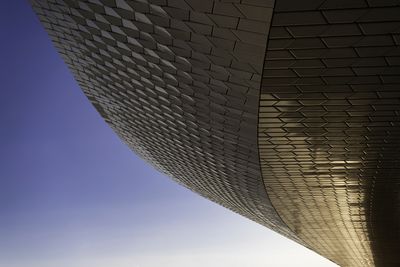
[0,2,337,267]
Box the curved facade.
[31,0,400,266]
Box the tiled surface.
[260,0,400,266]
[30,0,303,244]
[31,0,400,265]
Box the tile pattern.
[260,0,400,266]
[30,0,303,243]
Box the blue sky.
[0,2,336,267]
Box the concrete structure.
[31,0,400,266]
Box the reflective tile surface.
[260,0,400,266]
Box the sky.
[0,2,337,267]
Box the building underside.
[31,0,400,266]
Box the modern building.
[31,0,400,266]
